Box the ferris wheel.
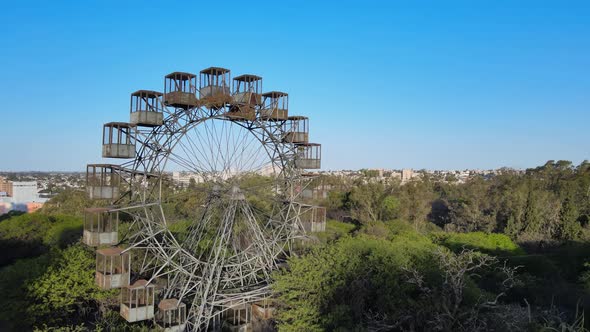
[83,67,324,331]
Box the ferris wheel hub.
[229,186,245,201]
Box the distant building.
[0,180,47,215]
[12,181,40,203]
[390,172,402,180]
[257,164,277,176]
[401,169,415,183]
[172,171,204,186]
[0,176,13,197]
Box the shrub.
[0,213,83,266]
[431,231,525,256]
[273,235,440,331]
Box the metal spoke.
[90,76,318,331]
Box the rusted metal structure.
[102,122,136,159]
[86,164,122,200]
[299,205,327,232]
[157,298,187,332]
[164,72,199,109]
[120,279,156,322]
[130,90,164,126]
[251,298,276,320]
[295,143,322,169]
[83,208,118,246]
[283,116,309,144]
[199,67,231,109]
[228,74,262,121]
[84,66,323,331]
[95,247,130,289]
[260,91,288,120]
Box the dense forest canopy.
[323,160,590,243]
[0,160,589,331]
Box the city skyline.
[1,1,589,171]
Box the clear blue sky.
[1,1,588,171]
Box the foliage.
[319,160,590,244]
[273,229,530,331]
[0,245,117,330]
[41,189,95,217]
[580,262,590,291]
[273,235,438,331]
[348,182,390,223]
[316,219,356,243]
[0,213,82,265]
[431,232,525,256]
[26,245,115,326]
[0,254,52,329]
[1,161,589,330]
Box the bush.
[26,245,116,328]
[431,231,525,256]
[273,224,529,331]
[0,213,83,266]
[0,254,52,329]
[273,235,440,331]
[40,189,94,217]
[316,219,356,243]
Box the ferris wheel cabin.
[83,208,118,246]
[130,90,164,127]
[251,298,276,320]
[86,164,122,200]
[301,205,327,232]
[283,116,309,144]
[120,279,156,322]
[199,67,231,109]
[295,143,321,169]
[228,74,262,121]
[260,91,288,120]
[95,247,130,289]
[156,298,187,332]
[163,72,199,109]
[222,302,251,332]
[102,122,136,159]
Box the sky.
[0,0,588,171]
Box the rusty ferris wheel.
[82,67,325,331]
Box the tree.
[398,180,434,229]
[26,245,115,327]
[188,177,197,191]
[404,249,522,332]
[349,182,388,223]
[381,195,401,221]
[0,254,52,330]
[558,196,581,240]
[273,233,441,331]
[41,189,95,217]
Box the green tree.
[273,234,441,331]
[26,245,115,327]
[0,254,52,329]
[41,189,95,217]
[398,180,434,229]
[558,196,581,240]
[381,195,400,221]
[349,182,388,223]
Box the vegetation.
[0,213,83,266]
[0,160,589,330]
[276,160,590,331]
[274,222,588,331]
[0,211,128,331]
